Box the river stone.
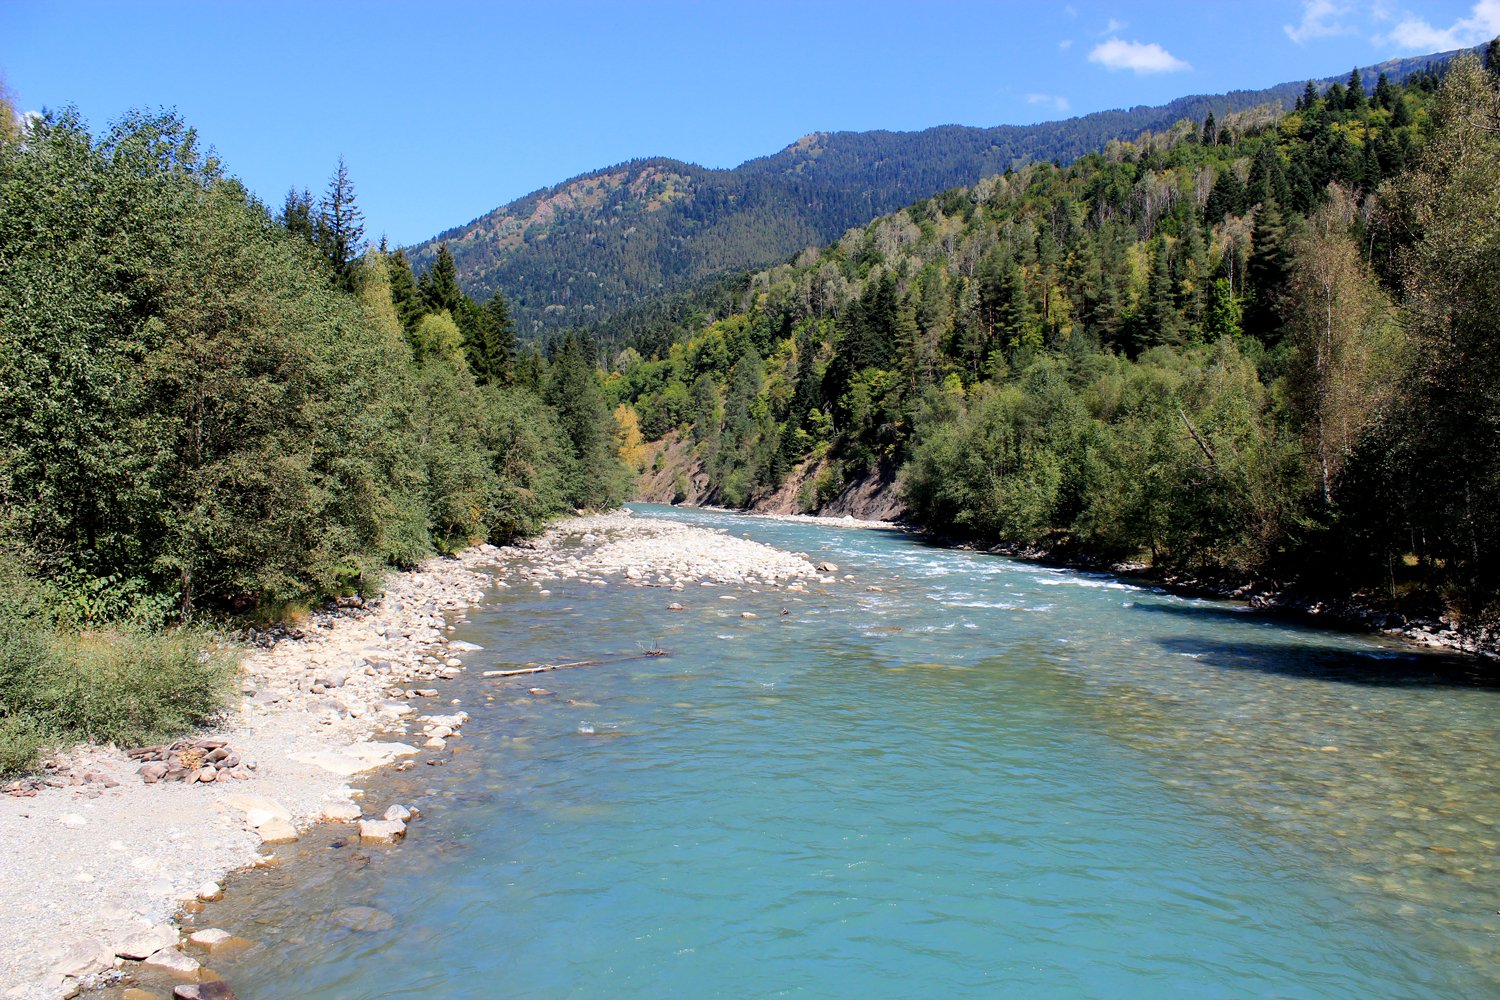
[358,819,406,844]
[332,906,396,933]
[383,804,413,822]
[223,794,292,826]
[50,937,113,978]
[188,929,232,947]
[196,881,223,902]
[257,817,299,844]
[143,947,200,975]
[174,984,238,1000]
[322,801,361,822]
[117,924,180,960]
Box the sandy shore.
[0,510,826,1000]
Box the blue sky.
[3,1,1495,246]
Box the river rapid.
[157,505,1499,998]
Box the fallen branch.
[482,648,668,678]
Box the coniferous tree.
[1142,237,1181,348]
[1205,167,1246,224]
[1247,143,1292,208]
[419,244,463,316]
[1201,111,1217,146]
[1205,278,1243,341]
[386,249,424,335]
[1391,94,1413,128]
[317,157,365,288]
[1244,199,1290,341]
[1345,69,1367,112]
[545,332,621,509]
[1373,71,1396,111]
[467,290,517,385]
[280,187,316,245]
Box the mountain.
[406,48,1461,338]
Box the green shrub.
[32,628,235,747]
[0,716,50,777]
[0,559,236,775]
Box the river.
[161,504,1500,998]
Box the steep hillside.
[602,52,1500,626]
[408,49,1460,338]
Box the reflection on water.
[141,505,1497,999]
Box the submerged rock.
[358,819,406,844]
[331,906,396,933]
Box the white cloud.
[1103,17,1128,33]
[1380,0,1500,51]
[1285,0,1355,44]
[1058,38,1075,49]
[1064,4,1079,17]
[1026,92,1073,113]
[1088,37,1193,73]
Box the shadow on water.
[1154,634,1500,690]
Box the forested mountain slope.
[408,49,1461,338]
[606,52,1500,626]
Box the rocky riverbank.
[0,510,837,1000]
[971,538,1500,662]
[0,546,500,1000]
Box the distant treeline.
[608,52,1500,622]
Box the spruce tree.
[1247,143,1292,208]
[280,187,315,245]
[1345,68,1366,112]
[1244,199,1289,342]
[1373,71,1396,111]
[386,249,425,335]
[1205,167,1246,223]
[545,332,618,509]
[1201,111,1217,146]
[1142,236,1181,348]
[316,157,365,289]
[419,245,463,316]
[467,290,517,385]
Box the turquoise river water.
[191,505,1498,998]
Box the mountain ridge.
[406,46,1464,337]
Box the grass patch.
[0,564,237,777]
[33,628,236,746]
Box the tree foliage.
[0,108,622,622]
